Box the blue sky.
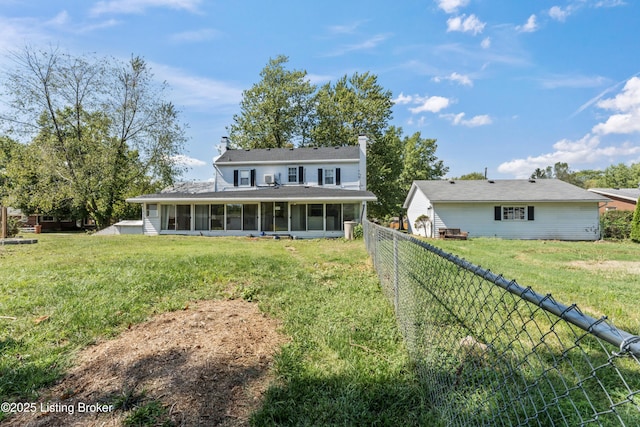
[1,0,639,182]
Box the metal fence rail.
[363,220,640,426]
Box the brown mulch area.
[2,299,286,427]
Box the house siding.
[430,202,600,240]
[216,162,359,191]
[405,188,433,237]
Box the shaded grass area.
[430,238,640,334]
[0,234,436,425]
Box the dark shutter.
[336,168,341,185]
[528,206,535,221]
[250,169,256,187]
[494,206,501,221]
[233,170,239,187]
[298,166,304,184]
[318,168,323,185]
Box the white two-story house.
[127,135,376,237]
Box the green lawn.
[2,234,638,425]
[0,234,436,425]
[429,238,640,334]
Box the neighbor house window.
[495,206,534,221]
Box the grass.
[429,238,640,334]
[0,234,436,425]
[2,233,638,426]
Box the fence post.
[393,233,399,314]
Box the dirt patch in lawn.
[567,260,640,275]
[2,299,286,427]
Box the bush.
[601,210,633,240]
[631,199,640,242]
[353,223,363,239]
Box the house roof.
[403,179,609,207]
[215,146,359,165]
[588,188,640,203]
[127,184,376,203]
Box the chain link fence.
[363,220,640,426]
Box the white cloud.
[440,72,473,87]
[169,28,220,43]
[549,6,570,22]
[327,20,367,35]
[497,134,640,178]
[436,0,470,14]
[447,14,486,35]
[480,37,491,49]
[392,92,414,105]
[537,74,609,89]
[324,33,391,56]
[517,14,538,32]
[90,0,201,16]
[442,112,492,127]
[172,154,207,167]
[499,76,640,177]
[592,77,640,135]
[151,63,243,110]
[409,96,451,114]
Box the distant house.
[403,179,609,240]
[127,136,376,238]
[588,188,640,213]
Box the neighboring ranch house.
[127,136,376,238]
[587,188,640,214]
[403,179,610,240]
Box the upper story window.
[324,169,334,185]
[234,169,255,187]
[240,170,250,186]
[288,167,298,183]
[317,167,341,186]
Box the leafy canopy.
[228,56,448,219]
[0,47,187,228]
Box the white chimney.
[358,134,367,191]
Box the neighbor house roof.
[127,184,376,203]
[403,179,609,207]
[588,188,640,203]
[215,146,359,165]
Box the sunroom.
[128,186,376,238]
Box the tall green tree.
[312,72,393,146]
[228,55,316,149]
[0,47,187,229]
[596,163,640,188]
[366,127,404,219]
[456,172,486,180]
[227,57,448,220]
[367,130,448,222]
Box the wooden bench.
[438,228,469,240]
[19,226,36,233]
